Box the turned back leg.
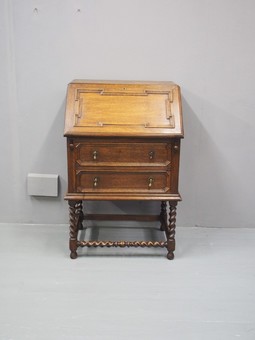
[160,201,167,231]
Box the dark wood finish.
[77,240,167,248]
[68,200,83,259]
[166,201,178,260]
[64,80,183,259]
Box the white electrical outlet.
[27,173,59,197]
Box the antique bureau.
[64,80,183,259]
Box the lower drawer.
[76,170,170,193]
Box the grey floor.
[0,223,255,340]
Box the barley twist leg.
[166,201,177,260]
[69,200,82,259]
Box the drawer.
[76,170,170,193]
[75,142,171,167]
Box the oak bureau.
[64,80,183,259]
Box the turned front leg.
[68,200,83,259]
[166,201,177,260]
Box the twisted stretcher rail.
[77,240,167,248]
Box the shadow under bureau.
[64,80,184,259]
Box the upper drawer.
[74,142,171,167]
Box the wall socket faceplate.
[27,173,59,197]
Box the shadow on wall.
[86,200,162,217]
[180,91,248,228]
[178,95,202,228]
[31,100,67,199]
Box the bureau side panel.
[170,138,181,194]
[66,138,76,193]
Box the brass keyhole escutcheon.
[148,177,154,188]
[93,177,98,187]
[93,150,98,160]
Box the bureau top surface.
[64,80,183,138]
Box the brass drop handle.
[148,177,154,188]
[149,151,154,160]
[93,177,98,187]
[93,151,98,160]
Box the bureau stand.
[64,80,183,260]
[68,200,178,260]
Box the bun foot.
[70,251,78,259]
[167,251,174,260]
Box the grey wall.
[1,0,255,227]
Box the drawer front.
[76,171,170,193]
[75,142,171,166]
